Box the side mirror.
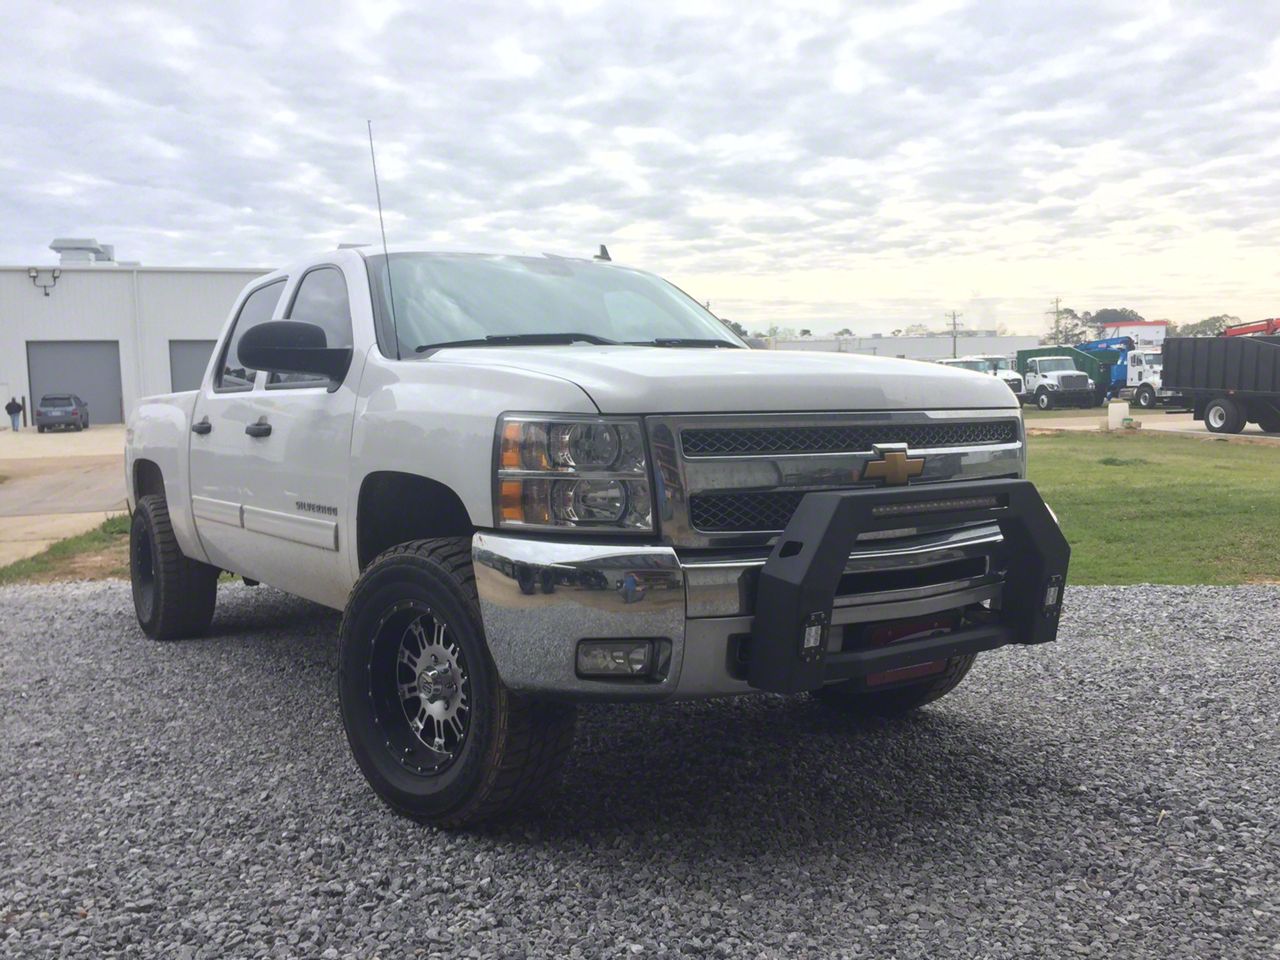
[237,320,352,383]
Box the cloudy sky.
[3,0,1279,335]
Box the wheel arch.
[134,458,166,503]
[356,471,475,571]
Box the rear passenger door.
[232,264,363,608]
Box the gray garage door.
[169,340,217,393]
[26,340,125,424]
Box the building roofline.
[1100,319,1169,326]
[0,265,271,274]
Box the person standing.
[5,397,22,431]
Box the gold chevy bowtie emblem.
[860,445,925,486]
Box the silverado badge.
[860,444,925,486]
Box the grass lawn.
[1027,430,1280,585]
[0,514,131,586]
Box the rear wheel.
[1205,397,1244,434]
[1036,389,1054,410]
[36,425,45,434]
[1257,414,1280,434]
[1135,385,1156,409]
[816,655,977,717]
[130,494,219,640]
[338,538,576,827]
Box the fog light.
[576,640,652,678]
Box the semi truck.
[1074,337,1183,409]
[1162,328,1280,434]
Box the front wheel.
[130,494,219,640]
[338,538,576,827]
[1135,385,1156,409]
[815,655,976,717]
[1036,390,1054,410]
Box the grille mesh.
[681,420,1018,457]
[689,491,806,532]
[1060,374,1090,391]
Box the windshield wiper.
[626,338,744,348]
[416,333,620,353]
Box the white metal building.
[0,240,265,424]
[1099,319,1169,346]
[767,333,1041,360]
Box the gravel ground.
[2,581,1278,959]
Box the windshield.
[365,253,743,356]
[1037,358,1077,373]
[989,357,1013,371]
[946,360,988,372]
[1142,353,1162,367]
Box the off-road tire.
[1036,389,1054,411]
[1205,397,1244,434]
[338,538,576,827]
[1135,385,1156,409]
[130,494,219,640]
[815,654,977,718]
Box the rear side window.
[272,266,353,386]
[216,279,287,390]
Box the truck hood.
[428,346,1019,414]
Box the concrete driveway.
[1026,409,1280,443]
[0,425,128,565]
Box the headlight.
[495,415,653,532]
[1046,381,1060,390]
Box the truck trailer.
[1161,334,1280,433]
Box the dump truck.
[1162,331,1280,433]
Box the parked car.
[35,394,89,432]
[125,247,1070,826]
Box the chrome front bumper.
[472,522,1009,702]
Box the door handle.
[191,417,212,436]
[245,420,272,438]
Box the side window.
[217,279,287,390]
[271,267,354,386]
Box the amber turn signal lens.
[500,422,523,469]
[499,480,525,521]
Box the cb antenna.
[367,120,401,359]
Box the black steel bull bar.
[748,479,1070,694]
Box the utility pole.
[946,311,964,357]
[1048,297,1063,344]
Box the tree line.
[1042,307,1240,344]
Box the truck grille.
[681,419,1018,457]
[1060,374,1090,391]
[689,491,805,533]
[1004,377,1023,393]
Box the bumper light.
[576,640,653,678]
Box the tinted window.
[42,395,73,407]
[286,267,353,347]
[218,279,286,390]
[271,267,353,386]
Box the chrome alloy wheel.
[369,601,470,776]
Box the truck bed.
[1163,336,1280,396]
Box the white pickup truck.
[125,248,1069,826]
